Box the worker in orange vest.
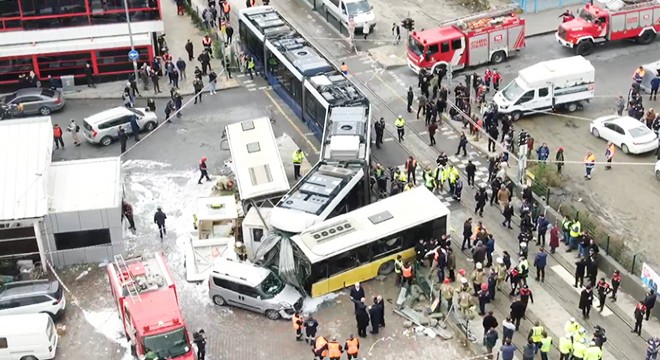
[341,62,349,75]
[605,142,615,170]
[401,261,414,287]
[344,334,360,360]
[313,335,328,360]
[584,151,596,179]
[405,156,417,183]
[326,337,343,360]
[291,311,303,341]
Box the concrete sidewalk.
[64,0,239,100]
[524,8,563,37]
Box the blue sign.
[128,50,139,61]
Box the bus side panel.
[310,248,416,298]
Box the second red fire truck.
[556,0,660,55]
[407,5,526,74]
[107,253,195,360]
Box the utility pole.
[123,0,140,82]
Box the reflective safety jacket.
[292,151,304,164]
[540,336,553,353]
[584,345,603,360]
[345,338,359,355]
[402,265,413,278]
[395,117,405,129]
[530,326,544,342]
[394,258,403,274]
[570,221,582,238]
[559,336,573,354]
[292,314,302,330]
[327,341,342,358]
[424,170,435,189]
[573,341,587,359]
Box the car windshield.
[579,9,595,23]
[629,126,653,138]
[260,272,285,297]
[346,0,370,15]
[128,108,145,117]
[408,36,424,57]
[501,80,526,102]
[142,327,190,359]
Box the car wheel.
[656,170,660,181]
[591,128,600,138]
[20,356,38,360]
[566,103,578,112]
[512,111,523,121]
[144,121,156,132]
[621,144,630,154]
[265,309,281,320]
[41,311,56,320]
[490,50,506,64]
[100,136,113,146]
[213,295,226,306]
[39,106,51,116]
[377,260,395,275]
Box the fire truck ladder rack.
[437,5,521,28]
[600,0,660,11]
[114,254,142,303]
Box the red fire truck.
[407,6,525,75]
[556,0,660,55]
[107,253,195,360]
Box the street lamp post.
[123,0,140,82]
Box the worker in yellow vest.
[344,334,360,360]
[572,338,587,359]
[403,180,415,192]
[564,317,581,336]
[423,166,436,191]
[559,333,573,360]
[584,341,603,360]
[326,337,343,360]
[394,116,405,142]
[584,151,596,179]
[393,255,403,286]
[605,142,615,170]
[539,331,553,360]
[529,321,545,349]
[292,149,304,180]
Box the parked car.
[0,88,65,119]
[208,258,303,320]
[321,0,376,33]
[0,313,59,360]
[82,106,158,146]
[0,280,66,318]
[589,115,659,154]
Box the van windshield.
[408,36,424,57]
[346,0,370,15]
[260,272,285,297]
[143,327,190,358]
[501,80,526,102]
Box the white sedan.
[589,115,658,154]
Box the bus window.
[327,252,360,275]
[372,237,403,260]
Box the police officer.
[528,321,544,352]
[611,270,621,301]
[395,115,405,142]
[647,336,660,360]
[423,165,436,192]
[634,300,647,336]
[572,338,587,360]
[584,341,602,360]
[539,331,553,360]
[292,149,304,180]
[596,278,611,312]
[559,333,573,360]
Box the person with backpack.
[66,119,81,146]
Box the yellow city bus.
[290,186,451,297]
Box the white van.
[0,313,58,360]
[494,56,595,121]
[322,0,376,33]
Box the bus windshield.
[143,327,190,358]
[501,80,526,102]
[260,272,285,298]
[408,36,424,57]
[346,0,371,15]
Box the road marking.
[551,265,613,317]
[303,132,315,136]
[383,138,395,142]
[258,86,267,90]
[263,90,319,153]
[248,88,257,91]
[417,131,426,135]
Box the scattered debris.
[75,267,92,281]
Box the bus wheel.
[378,260,395,275]
[638,30,656,45]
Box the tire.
[20,356,38,360]
[377,260,395,275]
[144,121,156,132]
[512,111,523,121]
[621,144,629,154]
[213,295,226,306]
[131,345,136,356]
[591,128,600,137]
[100,136,113,146]
[656,170,660,181]
[433,63,447,76]
[575,40,594,56]
[39,106,51,115]
[265,309,281,320]
[566,102,578,112]
[638,30,656,45]
[490,50,506,64]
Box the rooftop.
[48,157,122,213]
[0,117,53,222]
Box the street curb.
[61,80,242,100]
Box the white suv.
[82,107,158,146]
[0,280,66,318]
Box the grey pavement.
[265,1,660,359]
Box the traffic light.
[401,17,415,31]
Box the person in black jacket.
[193,329,206,360]
[474,186,487,217]
[368,298,382,334]
[118,127,128,153]
[355,299,370,338]
[350,283,365,311]
[575,255,587,288]
[579,285,594,319]
[406,86,414,113]
[466,160,476,187]
[645,290,657,320]
[304,315,319,345]
[154,207,167,240]
[510,298,526,330]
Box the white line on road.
[551,265,613,317]
[303,132,315,136]
[383,138,395,142]
[258,86,267,90]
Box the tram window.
[304,89,327,130]
[240,22,264,62]
[372,237,403,259]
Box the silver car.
[1,88,65,119]
[82,106,158,146]
[209,258,303,320]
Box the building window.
[20,0,87,16]
[54,229,111,250]
[0,56,34,83]
[37,52,92,77]
[96,47,149,74]
[22,14,90,29]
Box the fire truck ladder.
[438,4,522,27]
[601,0,660,11]
[114,254,142,303]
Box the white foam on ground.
[301,293,340,314]
[82,309,132,360]
[121,159,171,170]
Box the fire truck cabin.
[107,253,194,360]
[407,7,525,74]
